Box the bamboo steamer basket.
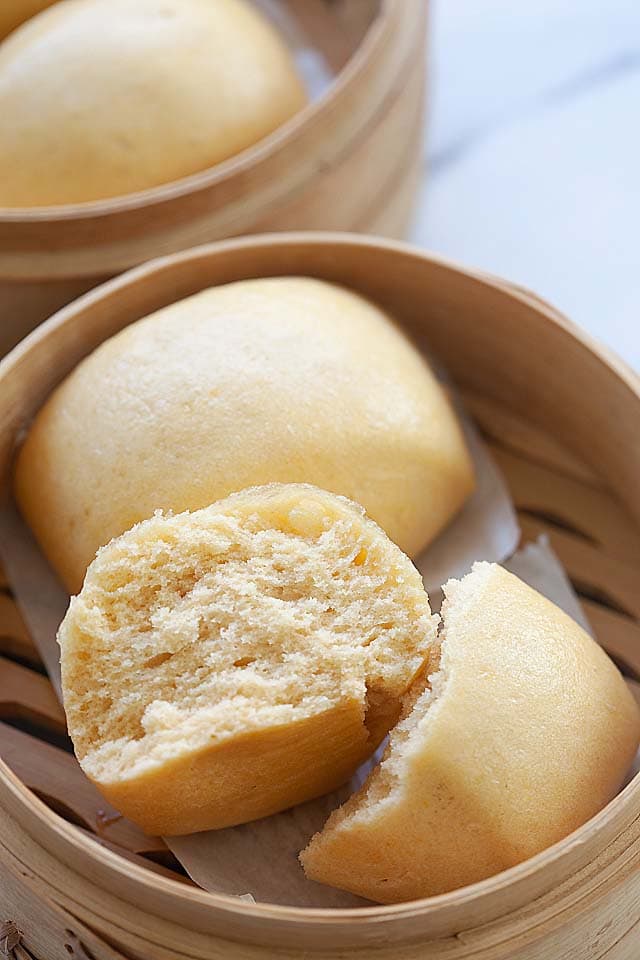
[0,0,427,356]
[1,233,640,960]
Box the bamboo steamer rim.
[1,232,639,947]
[0,0,391,222]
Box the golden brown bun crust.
[15,277,475,594]
[58,483,437,836]
[301,563,640,902]
[97,701,370,838]
[0,0,306,206]
[0,0,56,40]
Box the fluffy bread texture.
[301,562,640,903]
[58,484,437,836]
[0,0,305,205]
[15,277,475,594]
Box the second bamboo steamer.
[0,0,427,355]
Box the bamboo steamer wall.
[1,234,640,960]
[0,0,427,356]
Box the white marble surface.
[412,0,640,369]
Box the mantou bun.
[15,277,475,594]
[58,483,437,836]
[301,562,640,903]
[0,0,56,40]
[0,0,306,206]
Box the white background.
[412,0,640,369]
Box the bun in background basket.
[0,2,427,357]
[0,0,306,205]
